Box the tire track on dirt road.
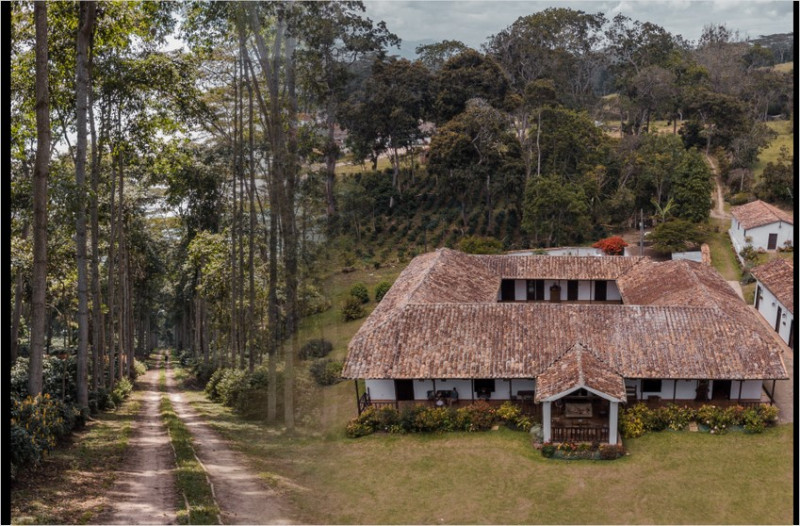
[98,360,179,525]
[164,362,293,525]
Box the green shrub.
[541,443,556,458]
[729,192,753,206]
[215,369,249,408]
[341,295,366,321]
[349,283,370,304]
[374,281,392,302]
[10,394,82,479]
[345,419,374,438]
[455,401,495,431]
[299,339,333,360]
[192,362,217,387]
[413,407,455,433]
[743,407,766,433]
[662,403,695,431]
[111,377,133,406]
[205,368,228,401]
[133,359,147,378]
[309,359,343,386]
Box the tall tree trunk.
[117,160,126,381]
[247,54,257,374]
[282,29,298,431]
[325,116,337,217]
[88,66,104,393]
[230,56,239,369]
[74,1,96,410]
[106,154,117,390]
[29,1,50,397]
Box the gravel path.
[165,363,293,525]
[98,361,179,525]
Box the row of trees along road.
[10,3,793,431]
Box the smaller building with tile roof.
[729,200,793,258]
[752,258,795,348]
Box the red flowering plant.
[592,236,628,255]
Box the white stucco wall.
[365,378,537,401]
[730,380,763,400]
[578,281,592,300]
[625,379,705,400]
[747,222,793,251]
[607,281,621,301]
[512,279,617,302]
[755,282,794,346]
[365,379,396,400]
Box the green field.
[180,386,794,525]
[753,120,793,180]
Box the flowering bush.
[592,236,628,255]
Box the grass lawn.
[10,393,142,525]
[707,218,742,281]
[752,120,793,180]
[179,386,794,525]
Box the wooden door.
[394,379,415,401]
[768,233,778,250]
[754,285,761,309]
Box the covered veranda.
[535,344,626,444]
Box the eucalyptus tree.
[28,0,50,396]
[294,1,399,218]
[486,8,606,109]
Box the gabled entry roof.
[535,344,626,403]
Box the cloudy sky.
[362,1,795,57]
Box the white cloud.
[361,0,794,52]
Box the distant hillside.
[750,32,794,63]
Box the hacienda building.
[341,248,788,445]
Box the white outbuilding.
[751,258,795,349]
[729,200,793,260]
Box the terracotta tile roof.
[752,258,794,314]
[343,302,786,380]
[480,253,647,280]
[342,249,788,382]
[535,344,626,402]
[731,200,794,230]
[617,259,741,308]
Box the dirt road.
[98,358,292,525]
[705,153,730,220]
[99,361,179,525]
[164,363,293,525]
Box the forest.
[8,0,794,490]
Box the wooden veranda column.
[354,380,361,415]
[542,401,552,442]
[608,401,619,445]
